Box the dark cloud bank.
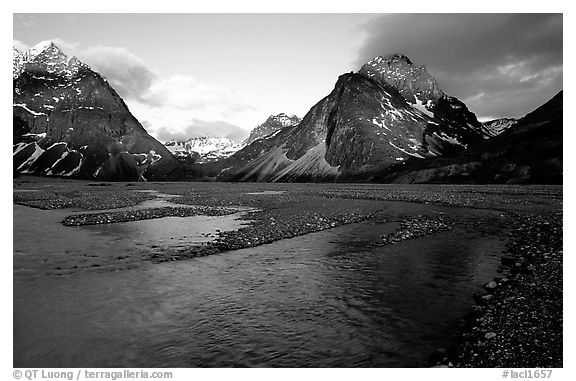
[356,14,563,119]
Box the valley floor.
[13,175,563,367]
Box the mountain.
[480,117,518,138]
[372,91,562,184]
[165,137,244,163]
[358,54,487,142]
[243,113,301,145]
[13,41,179,181]
[216,54,487,182]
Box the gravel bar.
[62,206,239,226]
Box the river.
[14,201,508,367]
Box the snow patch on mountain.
[45,151,70,175]
[27,41,55,58]
[433,131,466,147]
[61,159,83,177]
[17,142,45,172]
[14,103,47,116]
[412,96,435,118]
[388,141,425,159]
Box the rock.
[483,281,498,291]
[485,332,497,339]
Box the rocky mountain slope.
[480,117,518,138]
[243,113,301,145]
[372,91,562,184]
[216,54,487,182]
[358,54,487,143]
[165,137,244,163]
[13,41,179,181]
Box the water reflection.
[13,204,250,275]
[14,206,508,367]
[84,214,249,250]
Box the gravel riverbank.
[430,211,563,368]
[13,176,563,367]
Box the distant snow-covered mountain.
[165,113,301,164]
[165,137,244,163]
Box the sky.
[13,13,563,142]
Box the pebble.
[485,332,497,339]
[483,281,498,291]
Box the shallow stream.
[14,199,508,367]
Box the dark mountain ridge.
[13,42,179,181]
[371,91,563,184]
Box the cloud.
[130,97,257,142]
[68,45,254,118]
[154,120,249,142]
[77,46,157,102]
[141,75,254,115]
[356,14,563,118]
[126,73,258,141]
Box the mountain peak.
[359,54,444,105]
[244,113,301,145]
[27,41,61,59]
[266,113,301,123]
[374,53,414,65]
[13,40,89,80]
